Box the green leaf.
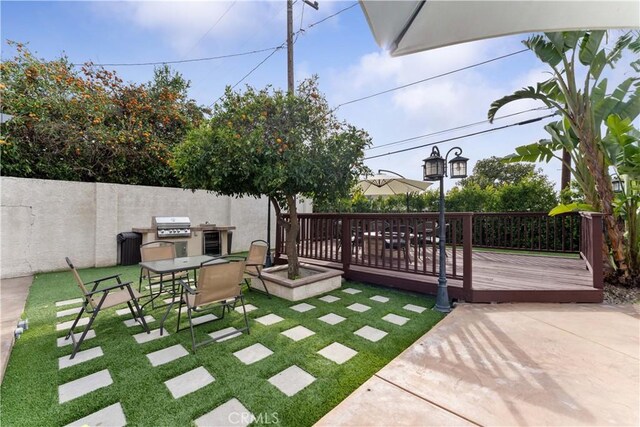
[524,35,562,67]
[549,203,597,216]
[578,31,605,66]
[488,86,554,122]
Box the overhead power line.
[363,112,557,161]
[182,0,238,59]
[366,107,552,151]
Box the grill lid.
[153,216,191,228]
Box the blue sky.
[2,1,635,191]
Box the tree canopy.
[0,42,206,186]
[173,77,371,278]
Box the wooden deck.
[285,250,602,303]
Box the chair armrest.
[180,279,197,295]
[85,281,133,297]
[224,255,247,261]
[84,274,122,286]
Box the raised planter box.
[250,263,343,301]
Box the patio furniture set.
[63,240,270,358]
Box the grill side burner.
[153,216,191,239]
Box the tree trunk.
[285,194,300,279]
[561,148,571,191]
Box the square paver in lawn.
[164,367,215,399]
[268,365,315,397]
[403,303,427,314]
[56,317,89,332]
[64,402,126,427]
[59,346,103,369]
[354,325,388,342]
[195,398,255,427]
[342,288,361,295]
[55,298,83,308]
[317,342,358,365]
[58,369,113,403]
[318,313,346,325]
[123,315,154,327]
[133,329,168,344]
[382,313,410,326]
[208,327,242,342]
[281,325,315,342]
[56,307,82,318]
[347,303,371,313]
[318,295,340,303]
[370,295,389,303]
[57,330,95,347]
[255,313,284,326]
[235,304,258,313]
[233,343,273,365]
[290,303,315,313]
[146,344,189,367]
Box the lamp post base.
[434,278,451,313]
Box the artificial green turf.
[1,264,442,426]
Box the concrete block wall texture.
[0,177,312,279]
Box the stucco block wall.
[0,177,311,279]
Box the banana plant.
[488,31,640,279]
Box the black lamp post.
[422,146,468,313]
[612,175,624,193]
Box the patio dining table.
[138,255,229,334]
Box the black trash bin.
[117,232,142,265]
[227,231,233,255]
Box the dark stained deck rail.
[579,212,604,289]
[275,211,603,303]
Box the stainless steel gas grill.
[153,216,191,239]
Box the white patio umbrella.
[359,0,640,56]
[357,172,431,210]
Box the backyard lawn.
[1,264,441,426]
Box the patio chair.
[139,241,188,307]
[64,257,149,359]
[230,240,270,298]
[178,259,250,352]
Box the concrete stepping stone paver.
[133,329,169,344]
[318,342,358,364]
[233,343,273,365]
[146,344,189,367]
[318,295,340,303]
[268,365,315,397]
[342,288,361,295]
[354,325,388,342]
[281,325,315,342]
[318,313,346,325]
[165,366,214,399]
[58,369,113,403]
[403,303,427,314]
[370,295,389,303]
[56,307,83,318]
[290,303,315,313]
[59,346,104,369]
[255,313,284,326]
[64,402,126,427]
[56,298,84,307]
[57,317,89,332]
[124,315,155,327]
[191,314,218,325]
[347,303,371,313]
[235,304,258,313]
[383,313,410,326]
[57,330,96,347]
[209,327,242,342]
[195,398,255,427]
[116,308,132,316]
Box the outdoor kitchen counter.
[131,225,236,233]
[132,225,236,257]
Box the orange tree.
[173,77,371,279]
[0,42,205,186]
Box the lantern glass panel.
[450,160,467,178]
[423,157,444,180]
[612,178,624,193]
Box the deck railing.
[472,212,581,253]
[579,212,604,289]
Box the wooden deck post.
[590,213,604,289]
[462,213,473,301]
[341,216,351,272]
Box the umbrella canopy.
[359,0,640,56]
[357,173,431,196]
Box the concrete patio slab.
[64,402,126,427]
[55,297,83,307]
[369,295,389,303]
[268,365,315,397]
[165,366,214,399]
[402,304,426,314]
[233,343,273,365]
[235,304,258,313]
[318,303,640,426]
[382,313,409,326]
[209,327,242,342]
[1,276,32,382]
[133,329,168,344]
[191,314,218,325]
[342,288,361,295]
[354,326,387,342]
[318,313,346,325]
[56,307,82,318]
[58,369,113,403]
[290,302,316,313]
[255,313,284,326]
[195,398,255,427]
[56,317,89,332]
[123,315,154,327]
[347,303,371,313]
